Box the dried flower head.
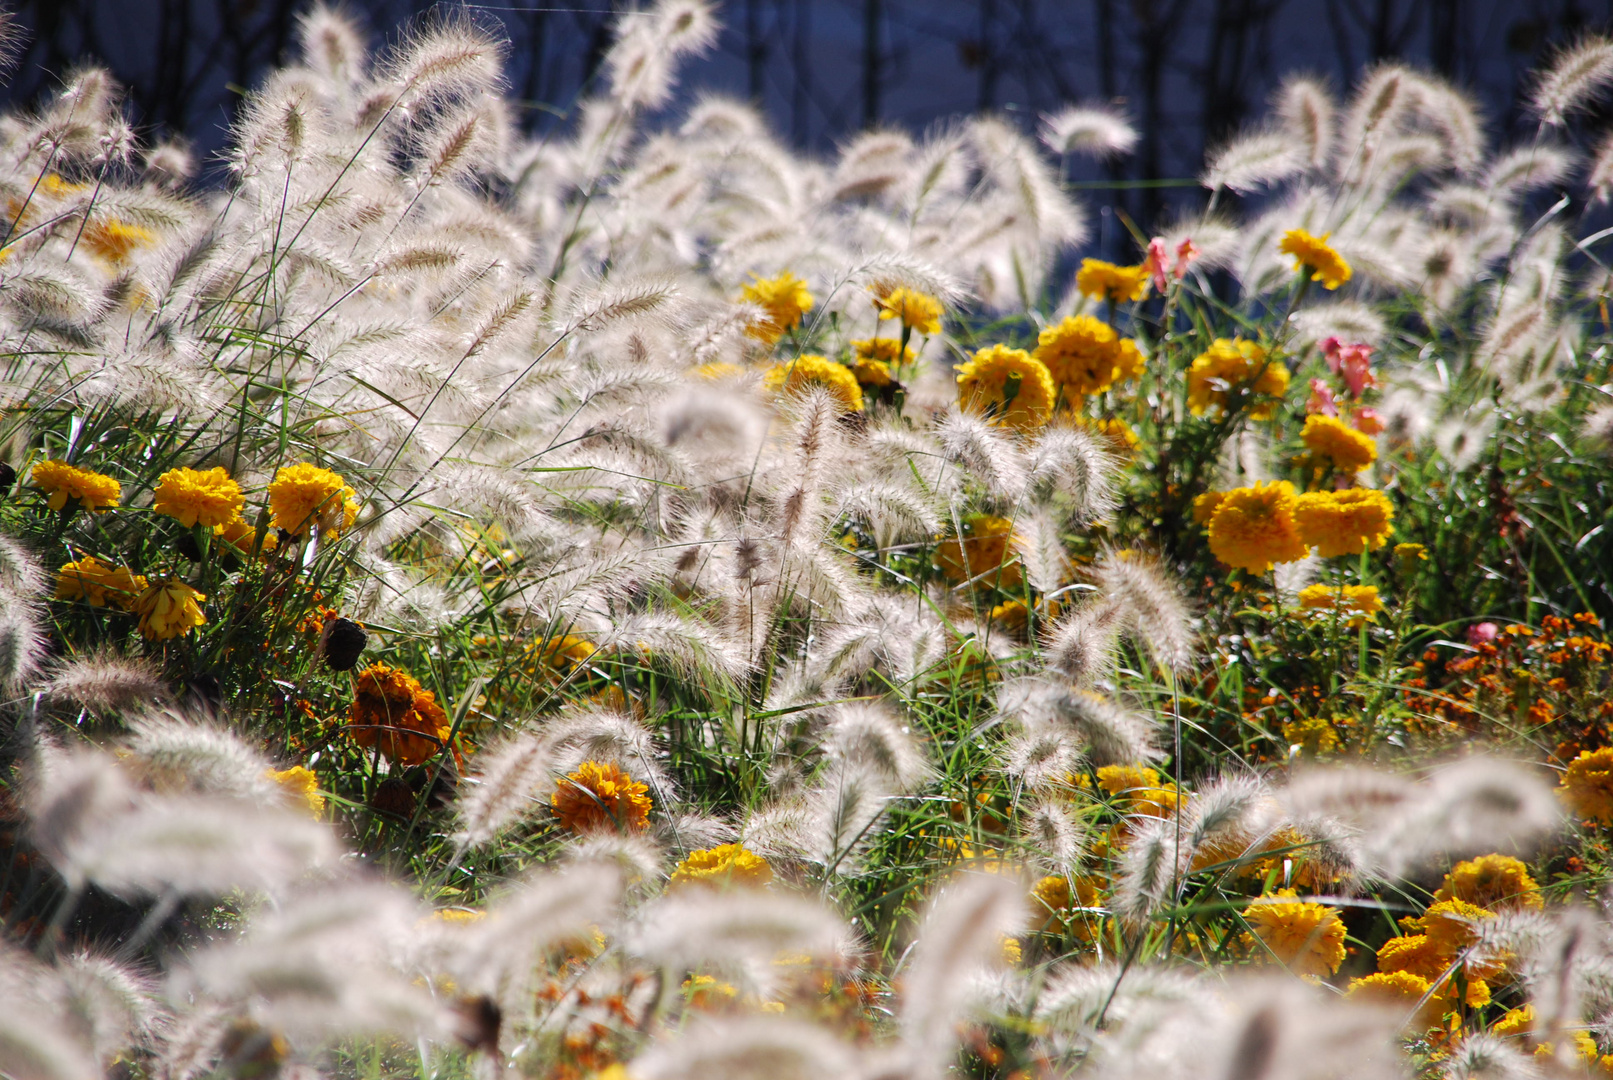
[347,663,451,766]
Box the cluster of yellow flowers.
[1032,315,1146,406]
[739,273,945,413]
[44,459,359,642]
[1346,855,1539,1034]
[1186,338,1290,420]
[1196,481,1395,574]
[1297,582,1384,625]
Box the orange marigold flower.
[1297,583,1384,625]
[551,760,652,833]
[1293,488,1395,558]
[934,513,1023,589]
[763,354,863,412]
[669,844,773,890]
[347,662,452,766]
[1560,747,1613,824]
[153,466,245,529]
[1031,314,1145,404]
[32,460,121,512]
[1345,971,1447,1029]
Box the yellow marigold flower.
[741,272,814,344]
[1293,488,1395,558]
[1494,1004,1534,1039]
[1244,890,1347,978]
[852,358,894,387]
[1345,971,1446,1029]
[153,466,245,529]
[1206,481,1309,574]
[1000,936,1022,965]
[1192,490,1227,526]
[1094,763,1180,818]
[1075,258,1150,303]
[934,513,1023,589]
[1435,854,1543,912]
[1297,583,1384,624]
[1031,874,1106,940]
[1417,898,1503,979]
[1281,714,1340,756]
[134,578,207,640]
[55,557,147,609]
[267,463,359,538]
[763,354,864,413]
[32,460,121,512]
[1088,417,1139,454]
[552,760,652,834]
[682,973,739,1009]
[1536,1032,1601,1065]
[267,766,326,816]
[1031,315,1145,404]
[956,344,1056,433]
[1279,228,1352,290]
[432,908,485,925]
[872,286,943,335]
[347,662,452,766]
[690,361,744,381]
[670,844,773,890]
[83,218,155,264]
[1560,747,1613,824]
[852,337,915,366]
[1302,414,1378,473]
[1376,934,1445,980]
[1394,542,1428,564]
[215,517,278,555]
[1186,338,1289,419]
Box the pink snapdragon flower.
[1146,237,1170,293]
[1320,337,1376,397]
[1467,622,1499,646]
[1352,407,1384,435]
[1173,238,1200,278]
[1306,378,1339,417]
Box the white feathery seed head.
[1038,105,1138,159]
[1531,36,1613,125]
